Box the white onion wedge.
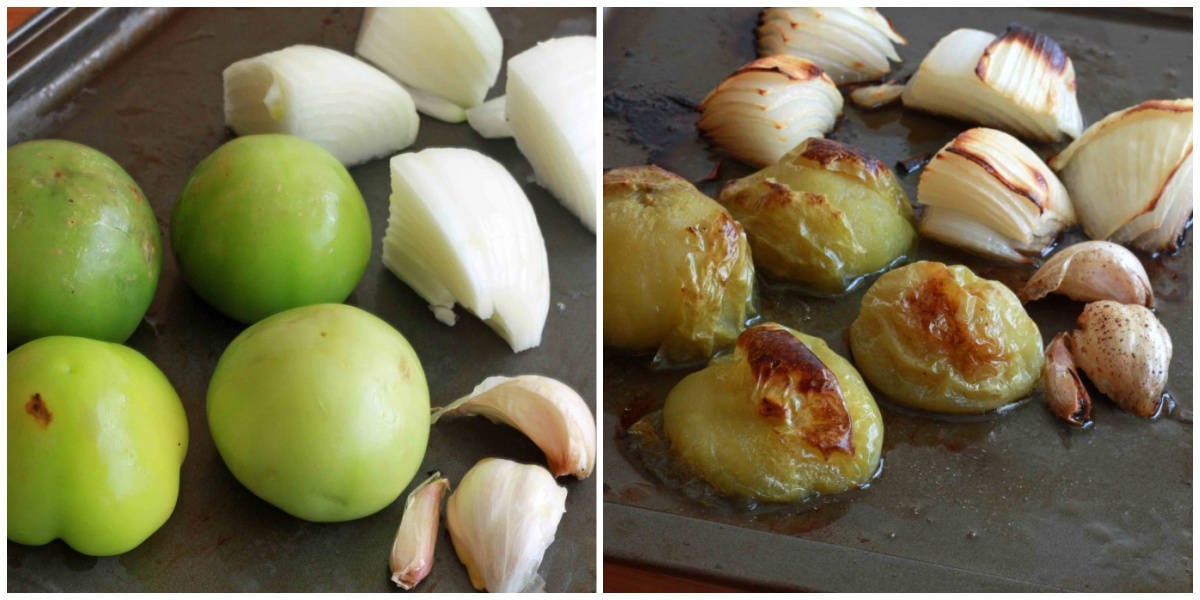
[466,95,513,139]
[506,36,598,232]
[445,458,566,593]
[432,375,596,479]
[1050,99,1193,252]
[902,25,1083,142]
[223,44,418,167]
[757,7,906,85]
[382,148,549,353]
[698,55,842,168]
[356,7,502,117]
[918,127,1074,263]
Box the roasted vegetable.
[719,137,915,294]
[603,165,756,366]
[757,7,906,85]
[849,261,1044,413]
[662,322,883,502]
[1068,301,1171,418]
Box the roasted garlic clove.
[431,375,596,479]
[1069,301,1172,418]
[698,55,842,167]
[849,261,1045,413]
[1043,333,1092,428]
[718,137,915,294]
[603,165,757,366]
[662,322,884,502]
[1020,240,1154,307]
[445,458,566,593]
[1050,99,1193,253]
[918,128,1075,263]
[757,8,906,85]
[390,472,451,590]
[902,25,1083,142]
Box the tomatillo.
[207,303,430,522]
[8,336,188,556]
[8,139,162,346]
[171,134,371,324]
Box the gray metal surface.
[603,8,1191,592]
[7,7,596,592]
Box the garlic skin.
[1069,301,1172,418]
[1050,99,1193,252]
[757,8,906,85]
[356,8,502,118]
[390,473,451,590]
[445,458,567,593]
[1043,333,1092,428]
[381,148,549,353]
[698,55,843,168]
[431,375,596,479]
[1020,241,1154,307]
[902,25,1083,142]
[223,44,419,166]
[849,81,906,110]
[918,127,1075,263]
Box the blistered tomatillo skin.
[171,134,371,324]
[603,165,757,365]
[850,261,1044,413]
[8,336,188,556]
[207,303,430,522]
[719,137,915,294]
[8,139,162,346]
[663,322,883,503]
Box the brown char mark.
[943,133,1047,213]
[976,23,1070,80]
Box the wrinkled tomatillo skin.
[8,140,161,346]
[207,303,429,522]
[663,322,883,502]
[8,336,187,556]
[849,261,1044,413]
[603,165,757,366]
[171,134,371,324]
[719,138,915,294]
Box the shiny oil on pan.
[603,7,1191,592]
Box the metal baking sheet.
[8,7,596,592]
[603,8,1191,592]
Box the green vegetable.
[171,134,371,324]
[207,303,430,522]
[7,139,161,345]
[8,336,187,556]
[718,137,915,294]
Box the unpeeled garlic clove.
[1069,301,1172,418]
[1020,240,1154,307]
[445,458,567,593]
[1043,333,1092,428]
[390,472,451,590]
[432,375,596,479]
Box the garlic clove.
[917,127,1075,263]
[1020,240,1154,307]
[849,81,906,110]
[390,472,451,590]
[1043,333,1092,428]
[902,25,1083,142]
[757,8,905,85]
[431,375,596,479]
[698,55,842,167]
[1069,301,1172,418]
[1050,99,1193,252]
[445,458,567,593]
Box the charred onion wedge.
[757,8,906,85]
[902,25,1083,142]
[698,55,842,167]
[662,322,884,502]
[1050,98,1193,253]
[917,127,1075,263]
[849,261,1044,414]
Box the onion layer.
[758,7,906,85]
